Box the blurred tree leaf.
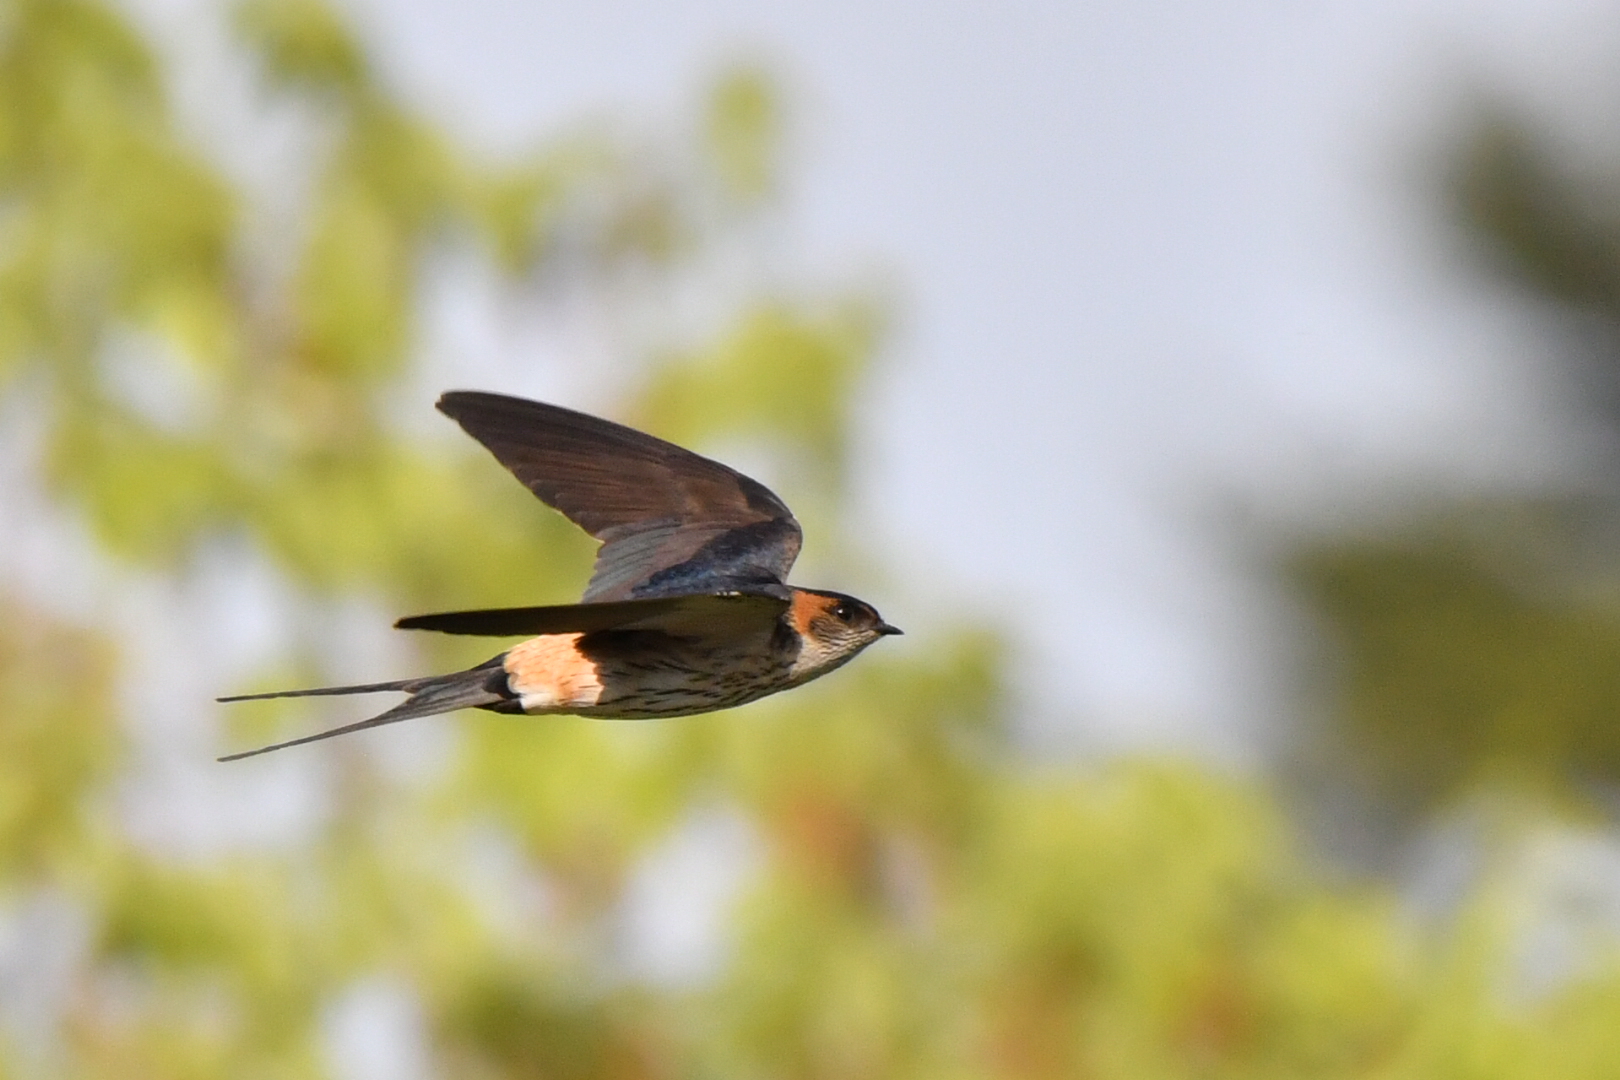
[234,0,367,97]
[1289,501,1620,822]
[1449,106,1620,313]
[0,599,117,880]
[49,402,228,562]
[706,65,780,202]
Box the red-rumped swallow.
[218,391,900,761]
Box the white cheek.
[787,641,829,681]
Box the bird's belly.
[503,631,791,718]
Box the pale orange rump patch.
[504,633,605,712]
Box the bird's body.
[503,590,860,717]
[218,393,899,761]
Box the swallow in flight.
[218,391,900,761]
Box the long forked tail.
[217,660,511,762]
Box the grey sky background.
[125,0,1620,757]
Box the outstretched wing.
[439,391,802,602]
[395,591,790,638]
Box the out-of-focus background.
[7,0,1620,1075]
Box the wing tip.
[436,389,544,412]
[435,389,478,417]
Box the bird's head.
[785,589,902,683]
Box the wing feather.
[438,392,802,601]
[395,592,790,638]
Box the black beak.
[877,623,903,636]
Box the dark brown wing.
[439,391,802,602]
[395,592,790,638]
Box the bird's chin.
[785,643,849,684]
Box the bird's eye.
[832,603,859,623]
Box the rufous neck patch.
[788,590,837,637]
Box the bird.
[217,391,900,761]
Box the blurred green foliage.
[705,66,780,203]
[1448,108,1620,314]
[1289,501,1620,821]
[0,598,115,880]
[0,1,1617,1078]
[1288,97,1620,827]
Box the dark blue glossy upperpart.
[628,519,800,600]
